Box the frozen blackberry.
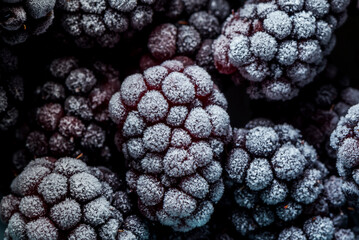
[213,0,350,101]
[292,82,359,165]
[277,216,337,240]
[276,204,356,240]
[146,19,216,61]
[0,157,150,239]
[57,0,167,48]
[0,47,24,131]
[164,0,232,19]
[0,0,55,45]
[109,60,232,232]
[19,57,120,168]
[330,103,359,208]
[226,119,329,237]
[144,0,230,72]
[232,173,355,239]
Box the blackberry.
[275,200,356,240]
[226,119,330,237]
[277,216,353,240]
[165,0,232,20]
[18,57,120,169]
[109,60,232,232]
[143,0,231,72]
[57,0,168,48]
[0,0,55,45]
[293,83,359,166]
[0,47,24,131]
[232,170,355,239]
[213,0,350,101]
[330,103,359,208]
[0,157,150,239]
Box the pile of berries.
[0,0,358,238]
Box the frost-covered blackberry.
[109,60,232,232]
[0,47,24,131]
[57,0,168,48]
[143,0,231,72]
[227,119,329,236]
[15,57,120,169]
[232,173,355,240]
[330,103,359,208]
[213,0,350,100]
[293,82,359,165]
[277,216,348,240]
[164,0,232,20]
[231,170,355,239]
[0,157,150,239]
[0,0,55,45]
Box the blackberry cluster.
[109,60,232,232]
[330,103,359,209]
[0,47,24,131]
[18,57,120,169]
[226,119,332,237]
[213,0,350,101]
[142,0,231,72]
[57,0,168,48]
[0,0,55,45]
[0,157,149,239]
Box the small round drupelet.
[109,60,232,232]
[0,157,150,239]
[212,0,350,101]
[0,0,55,45]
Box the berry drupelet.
[0,0,55,45]
[19,57,120,168]
[0,47,24,131]
[213,0,350,101]
[109,60,232,232]
[330,103,359,209]
[226,119,332,237]
[0,157,150,239]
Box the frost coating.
[109,61,231,232]
[213,0,349,100]
[226,121,327,237]
[0,157,149,239]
